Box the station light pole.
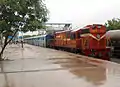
[19,28,24,48]
[0,33,3,48]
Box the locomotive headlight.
[97,25,102,29]
[97,34,100,39]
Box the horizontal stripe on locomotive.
[80,33,105,41]
[55,39,71,41]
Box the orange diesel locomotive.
[53,24,110,60]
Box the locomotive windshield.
[81,29,90,34]
[92,25,102,29]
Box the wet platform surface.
[0,44,120,87]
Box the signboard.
[18,36,22,39]
[8,36,13,39]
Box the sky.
[22,0,120,36]
[45,0,120,28]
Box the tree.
[105,18,120,31]
[0,0,48,60]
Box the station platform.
[0,44,120,87]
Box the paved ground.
[111,57,120,63]
[0,44,120,87]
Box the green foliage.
[0,0,48,36]
[105,18,120,31]
[0,0,48,59]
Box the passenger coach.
[24,34,54,47]
[25,24,110,60]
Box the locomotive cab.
[89,24,106,49]
[80,24,110,60]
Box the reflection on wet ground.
[48,57,106,86]
[0,44,120,87]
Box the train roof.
[55,30,71,33]
[107,30,120,32]
[106,30,120,35]
[24,34,48,39]
[106,30,120,40]
[55,24,105,33]
[71,28,81,32]
[71,27,90,32]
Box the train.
[24,34,54,47]
[106,30,120,58]
[24,24,111,60]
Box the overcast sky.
[22,0,120,36]
[45,0,120,28]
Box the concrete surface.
[0,44,120,87]
[111,57,120,63]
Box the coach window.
[66,32,70,38]
[70,33,72,40]
[42,37,44,40]
[77,32,80,38]
[73,33,76,39]
[70,33,76,40]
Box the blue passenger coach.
[24,34,54,47]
